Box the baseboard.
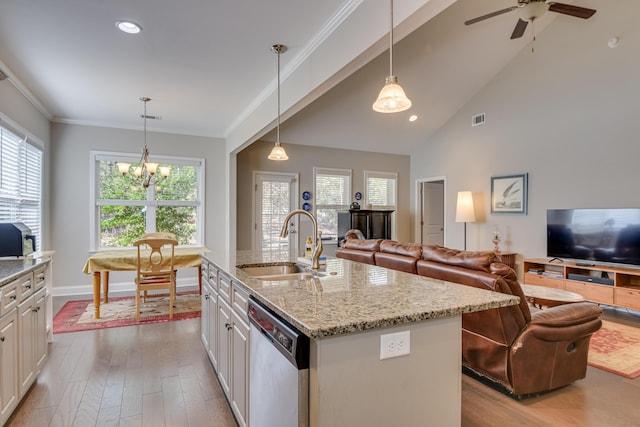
[52,277,199,297]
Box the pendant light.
[372,0,412,113]
[117,97,170,188]
[268,44,289,161]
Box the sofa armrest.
[529,302,603,341]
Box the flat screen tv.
[547,208,640,267]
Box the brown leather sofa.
[336,231,603,397]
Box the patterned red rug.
[53,292,201,333]
[588,320,640,379]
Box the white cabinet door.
[231,311,250,427]
[34,288,47,372]
[207,288,218,371]
[0,309,19,426]
[17,295,35,398]
[201,279,211,350]
[217,297,231,396]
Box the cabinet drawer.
[566,281,613,304]
[0,280,20,316]
[209,264,219,283]
[15,273,34,299]
[615,288,640,310]
[33,267,46,291]
[232,284,249,320]
[218,272,231,302]
[524,273,565,289]
[201,261,209,280]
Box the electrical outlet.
[380,330,410,360]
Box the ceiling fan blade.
[510,19,529,39]
[464,6,518,26]
[548,3,596,19]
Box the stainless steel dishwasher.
[248,297,310,427]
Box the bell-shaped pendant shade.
[268,142,288,161]
[372,76,412,113]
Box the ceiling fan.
[465,0,596,40]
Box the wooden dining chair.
[133,237,178,322]
[141,231,177,240]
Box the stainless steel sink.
[237,262,326,281]
[238,262,306,277]
[256,272,315,281]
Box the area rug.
[53,292,201,333]
[588,320,640,379]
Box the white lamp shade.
[372,76,412,113]
[117,162,130,175]
[456,191,476,223]
[145,162,158,175]
[267,143,288,161]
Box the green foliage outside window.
[98,161,199,247]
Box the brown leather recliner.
[418,245,602,396]
[337,235,603,397]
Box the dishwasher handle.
[248,297,309,369]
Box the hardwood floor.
[7,302,236,427]
[7,299,640,426]
[462,306,640,427]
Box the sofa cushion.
[342,238,382,252]
[335,247,376,265]
[380,240,423,258]
[421,245,499,273]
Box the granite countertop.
[203,250,520,339]
[0,257,49,287]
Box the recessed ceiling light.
[116,21,142,34]
[409,115,418,122]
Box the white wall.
[237,140,411,253]
[410,0,640,273]
[50,123,226,294]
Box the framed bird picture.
[491,173,528,214]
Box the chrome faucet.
[279,209,323,269]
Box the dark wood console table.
[338,209,394,241]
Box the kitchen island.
[202,250,519,426]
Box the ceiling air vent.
[472,113,485,127]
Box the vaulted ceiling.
[0,0,600,155]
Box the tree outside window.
[91,152,203,250]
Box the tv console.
[523,258,640,310]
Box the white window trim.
[89,150,205,252]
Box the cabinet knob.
[225,322,232,331]
[25,285,32,289]
[0,336,4,342]
[204,294,210,300]
[10,295,16,300]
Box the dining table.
[82,246,209,319]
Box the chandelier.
[117,97,170,188]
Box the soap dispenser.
[305,236,313,257]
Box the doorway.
[416,178,445,245]
[254,172,298,254]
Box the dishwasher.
[248,297,310,427]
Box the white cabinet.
[0,259,50,426]
[231,309,249,427]
[200,262,219,371]
[201,258,251,427]
[217,294,232,397]
[0,308,18,427]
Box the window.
[90,151,204,250]
[365,170,397,238]
[314,167,351,243]
[0,120,43,248]
[365,171,397,209]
